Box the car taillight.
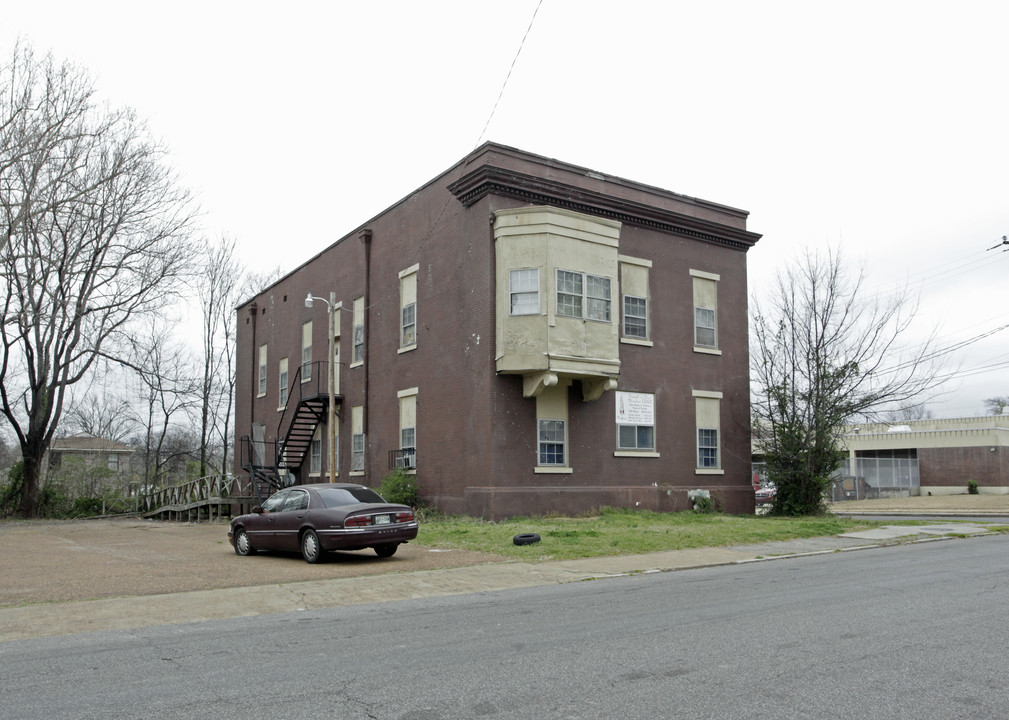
[396,511,415,523]
[345,515,371,527]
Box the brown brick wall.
[919,446,1008,489]
[235,144,759,518]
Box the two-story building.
[235,143,761,518]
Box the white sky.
[5,0,1009,418]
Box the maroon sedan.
[228,483,419,563]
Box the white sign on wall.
[615,391,654,425]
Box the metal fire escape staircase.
[240,361,341,504]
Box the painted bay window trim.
[509,268,540,315]
[556,269,611,323]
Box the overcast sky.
[5,0,1008,418]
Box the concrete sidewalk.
[0,518,1000,643]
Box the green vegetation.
[379,469,421,508]
[415,507,876,561]
[0,461,135,518]
[967,479,979,495]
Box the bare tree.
[194,235,243,477]
[751,247,945,515]
[64,393,138,443]
[0,44,195,516]
[127,320,201,488]
[883,402,934,423]
[60,364,138,442]
[983,397,1009,416]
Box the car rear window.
[316,487,387,508]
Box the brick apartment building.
[235,143,762,518]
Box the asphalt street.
[3,533,1007,719]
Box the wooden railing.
[141,474,249,522]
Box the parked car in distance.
[228,483,419,563]
[755,482,776,505]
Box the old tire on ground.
[513,533,541,546]
[234,528,255,556]
[374,543,399,558]
[301,529,323,564]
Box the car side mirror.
[252,506,264,514]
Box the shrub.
[0,461,24,516]
[378,469,420,507]
[688,488,718,513]
[967,479,979,495]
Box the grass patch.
[415,507,880,562]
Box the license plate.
[373,514,392,525]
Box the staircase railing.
[140,474,238,521]
[240,360,340,503]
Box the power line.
[474,0,544,148]
[359,0,546,319]
[865,243,1009,298]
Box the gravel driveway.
[0,518,505,607]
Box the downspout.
[245,301,258,495]
[359,229,373,457]
[248,302,258,428]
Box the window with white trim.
[620,257,651,341]
[310,429,322,475]
[691,270,719,350]
[623,296,647,339]
[258,345,267,396]
[538,419,566,465]
[695,307,716,347]
[278,357,289,408]
[693,391,722,471]
[615,391,655,451]
[400,265,418,349]
[697,429,719,468]
[351,405,365,472]
[509,268,540,315]
[557,270,583,318]
[352,434,365,471]
[401,303,416,347]
[534,382,571,471]
[557,270,612,322]
[398,388,418,469]
[302,321,313,381]
[352,297,365,365]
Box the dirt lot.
[4,494,1007,609]
[0,518,506,608]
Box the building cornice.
[448,164,761,251]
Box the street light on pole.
[305,291,337,484]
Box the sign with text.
[615,391,654,425]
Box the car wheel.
[513,533,541,546]
[234,528,255,556]
[301,529,323,564]
[374,543,398,558]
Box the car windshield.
[316,487,387,508]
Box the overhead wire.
[353,0,545,320]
